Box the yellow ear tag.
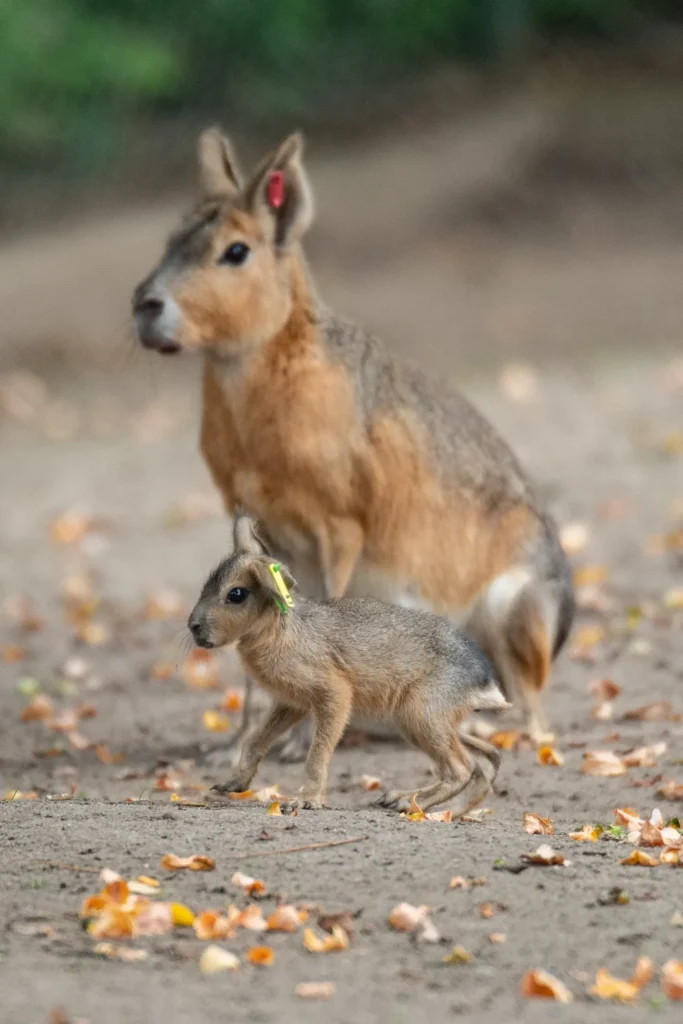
[268,563,294,614]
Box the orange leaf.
[523,813,554,835]
[150,661,174,681]
[267,801,282,816]
[161,853,215,872]
[193,910,236,940]
[442,945,473,964]
[247,945,275,966]
[232,871,266,896]
[590,969,639,1003]
[521,969,573,1002]
[619,849,658,867]
[569,824,602,842]
[267,905,302,933]
[359,775,382,791]
[237,905,268,932]
[662,960,683,1000]
[224,789,255,800]
[388,903,430,932]
[658,780,683,800]
[489,730,521,751]
[488,932,506,944]
[202,710,230,733]
[181,649,220,689]
[537,746,564,767]
[303,925,349,953]
[221,690,243,712]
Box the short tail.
[473,680,510,711]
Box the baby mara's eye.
[226,587,249,605]
[219,242,250,266]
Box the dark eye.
[219,242,250,266]
[226,587,249,605]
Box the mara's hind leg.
[469,575,555,745]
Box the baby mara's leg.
[212,702,305,795]
[299,685,353,810]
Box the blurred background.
[0,0,682,598]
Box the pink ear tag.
[267,171,285,210]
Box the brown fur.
[133,129,574,745]
[188,516,505,812]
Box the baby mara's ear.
[249,561,297,611]
[233,514,270,556]
[198,128,242,198]
[243,132,313,250]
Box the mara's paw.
[300,794,326,811]
[210,779,252,797]
[374,792,410,813]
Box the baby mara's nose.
[189,618,213,649]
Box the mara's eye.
[219,242,250,266]
[226,587,249,605]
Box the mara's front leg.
[300,685,352,809]
[212,702,305,795]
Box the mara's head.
[133,130,313,357]
[188,516,297,649]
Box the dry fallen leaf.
[521,969,573,1002]
[523,813,554,836]
[537,746,564,767]
[202,710,230,733]
[295,982,336,1000]
[161,854,215,872]
[232,871,266,897]
[21,695,53,722]
[625,701,677,722]
[267,905,303,933]
[570,625,605,661]
[448,876,487,890]
[359,774,382,791]
[521,844,570,867]
[93,942,148,961]
[5,790,38,800]
[569,824,602,842]
[591,701,614,721]
[664,587,683,610]
[560,521,589,555]
[622,743,667,768]
[247,946,274,966]
[489,730,522,751]
[662,960,683,1000]
[581,751,627,777]
[199,945,240,974]
[237,905,268,932]
[221,690,243,712]
[317,911,354,939]
[193,910,238,940]
[479,902,504,919]
[590,969,639,1003]
[140,589,185,621]
[303,925,349,953]
[443,945,473,964]
[488,932,507,944]
[658,781,683,800]
[588,678,621,701]
[619,849,659,867]
[181,649,220,689]
[388,903,430,932]
[590,957,653,1003]
[266,801,282,816]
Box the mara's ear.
[198,128,242,198]
[243,132,313,249]
[233,514,266,556]
[249,560,298,610]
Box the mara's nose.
[134,293,164,317]
[189,618,213,648]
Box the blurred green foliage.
[0,0,678,179]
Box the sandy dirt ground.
[1,96,683,1023]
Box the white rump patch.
[485,568,532,622]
